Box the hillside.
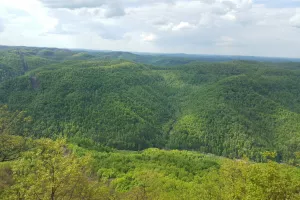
[1,46,300,163]
[1,135,300,200]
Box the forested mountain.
[2,46,300,199]
[1,46,300,162]
[1,107,300,199]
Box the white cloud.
[141,33,157,42]
[39,0,126,18]
[104,3,125,18]
[159,23,175,31]
[0,0,300,57]
[290,13,300,27]
[171,22,197,31]
[221,13,236,21]
[216,36,235,46]
[0,0,58,34]
[155,21,197,32]
[39,0,108,9]
[0,18,4,32]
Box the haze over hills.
[2,45,300,65]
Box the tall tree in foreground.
[2,139,109,200]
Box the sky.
[0,0,300,57]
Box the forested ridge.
[1,46,300,199]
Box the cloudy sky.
[0,0,300,57]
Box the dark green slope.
[0,50,25,82]
[0,59,174,150]
[1,47,300,162]
[163,62,300,161]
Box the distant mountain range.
[1,45,300,63]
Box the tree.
[0,105,32,162]
[0,135,31,162]
[3,138,109,200]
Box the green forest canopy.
[1,46,300,163]
[2,46,300,199]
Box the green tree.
[0,105,32,162]
[3,139,109,200]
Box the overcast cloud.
[0,18,4,32]
[0,0,300,57]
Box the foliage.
[1,139,110,200]
[2,136,300,199]
[1,47,300,162]
[0,105,33,162]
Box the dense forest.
[1,46,300,199]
